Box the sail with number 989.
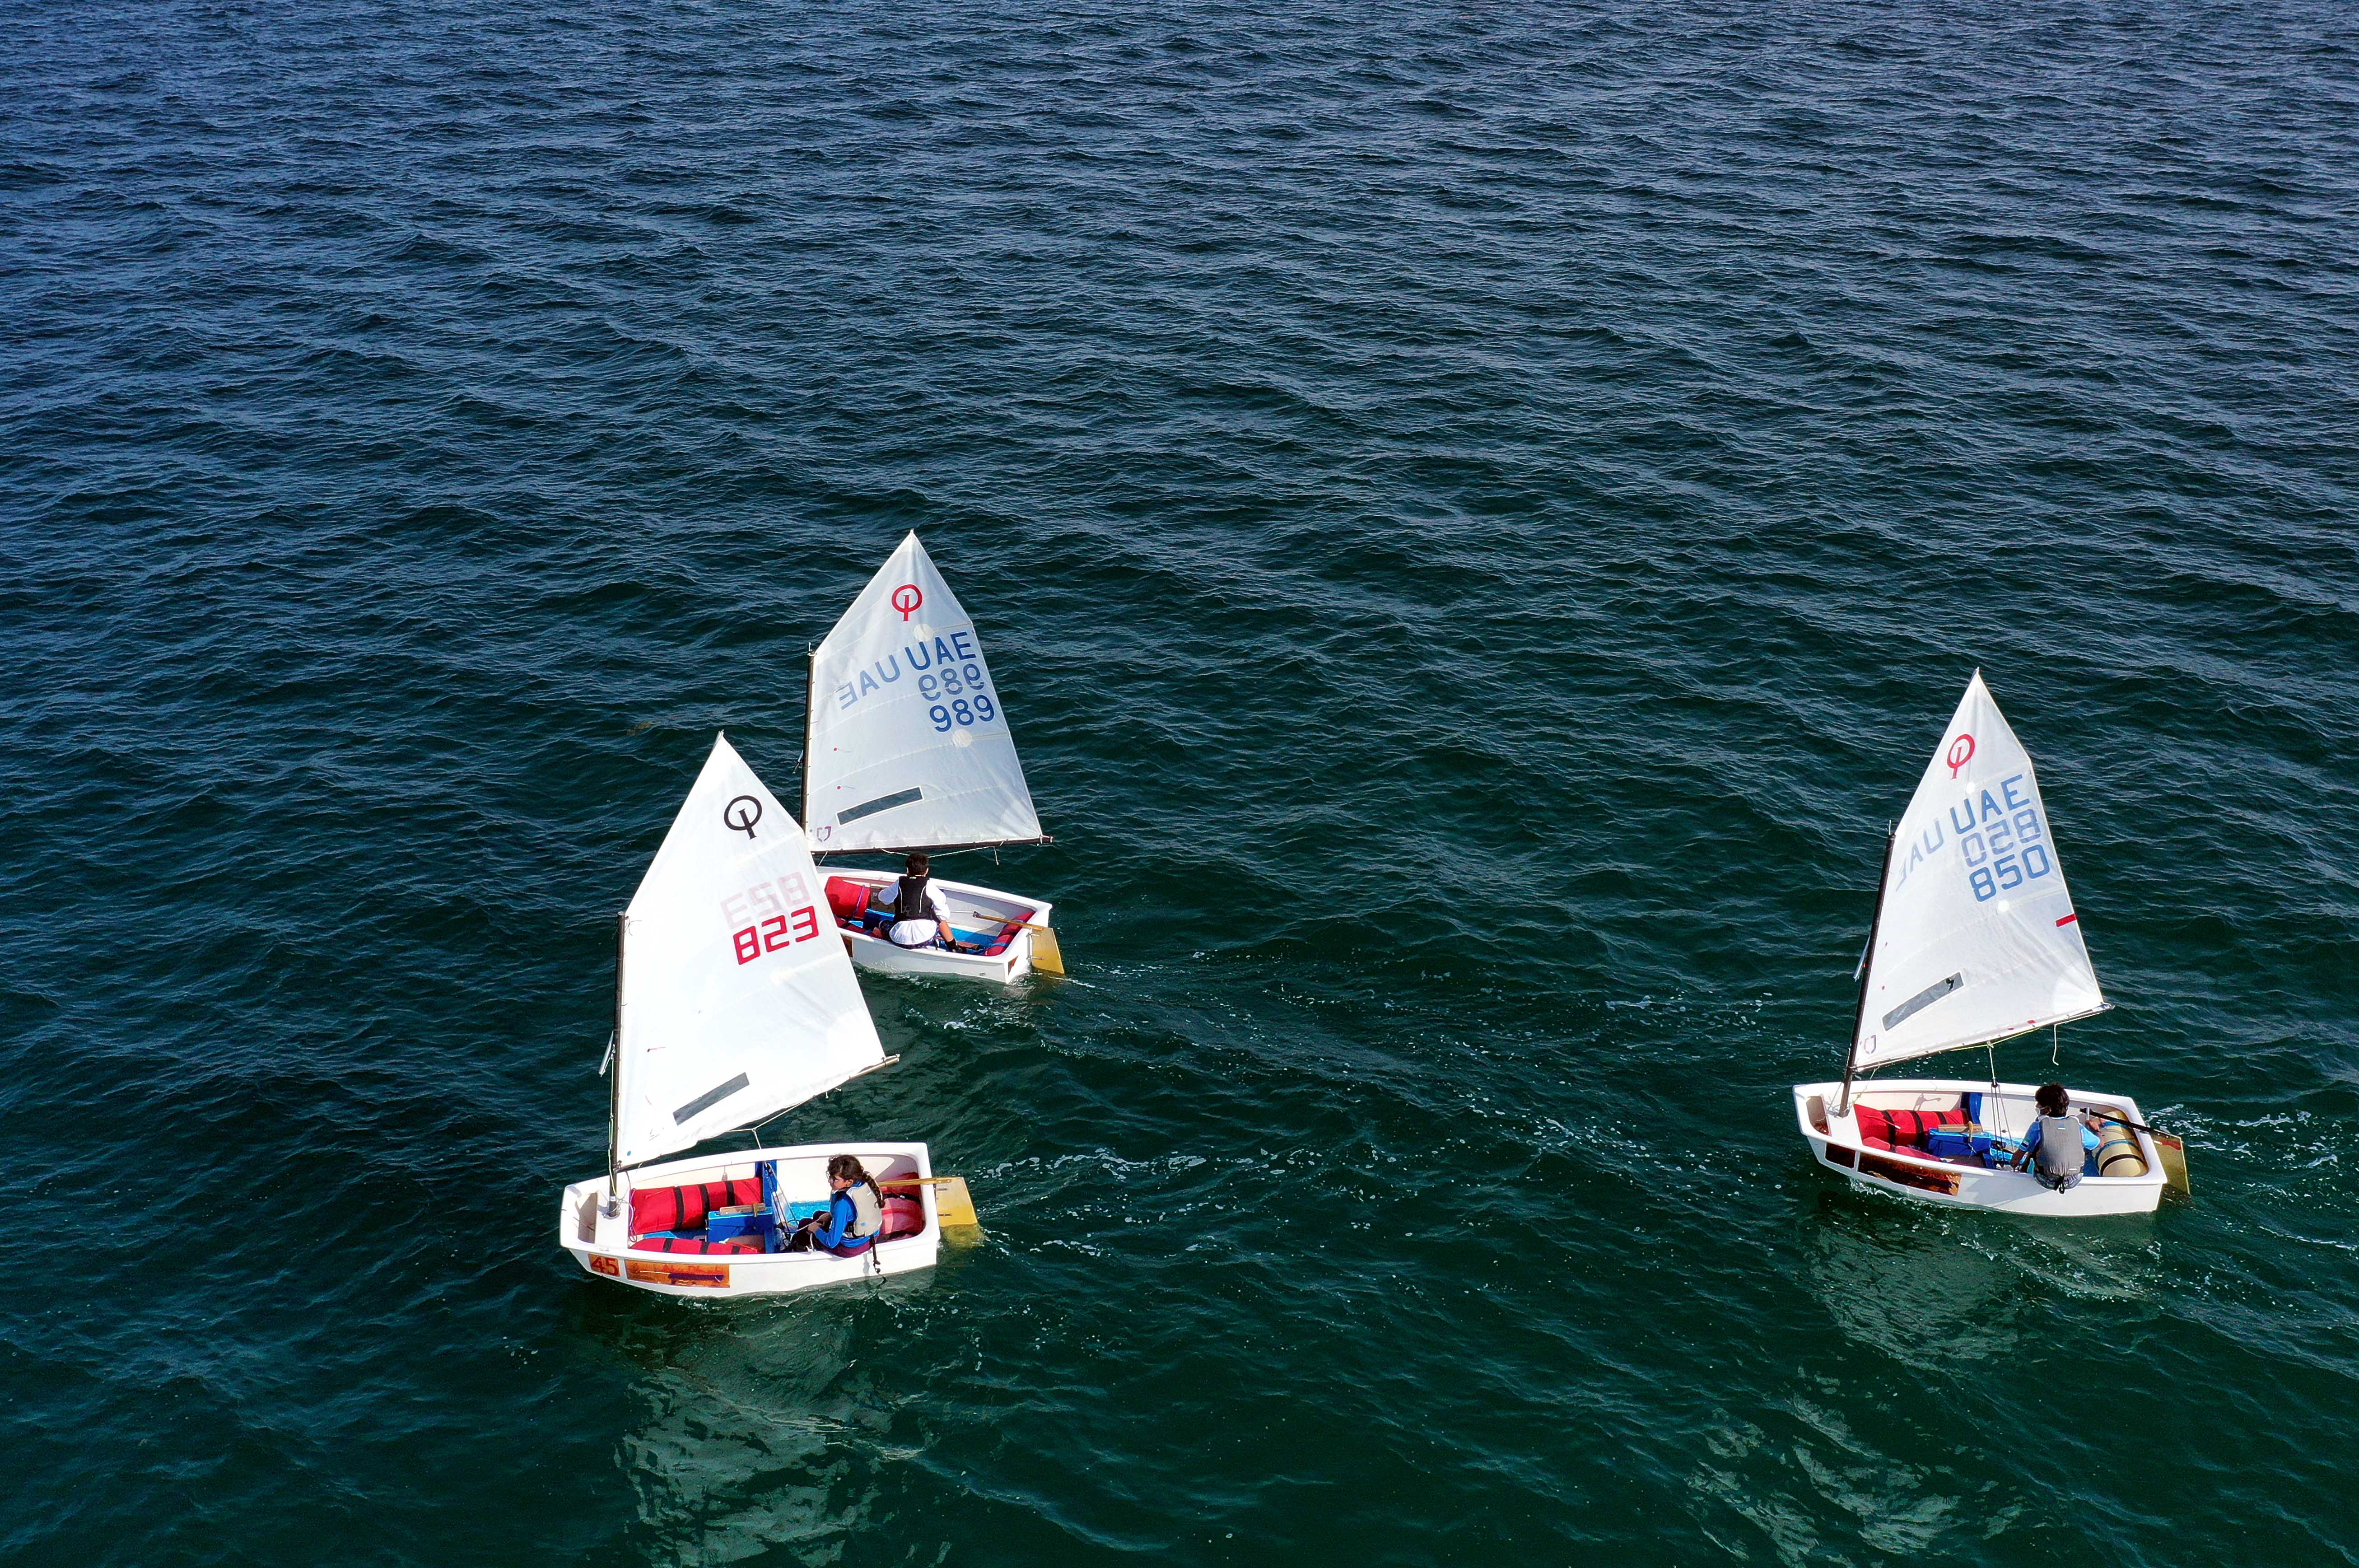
[802,533,1042,855]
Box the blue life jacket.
[815,1186,881,1254]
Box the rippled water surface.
[6,0,2358,1563]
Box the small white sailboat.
[1792,673,2190,1216]
[557,733,980,1299]
[802,532,1063,984]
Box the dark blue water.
[6,1,2358,1563]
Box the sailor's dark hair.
[2035,1083,2070,1116]
[827,1153,877,1191]
[905,851,931,875]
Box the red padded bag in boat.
[878,1195,925,1240]
[638,1232,761,1255]
[631,1187,686,1235]
[1853,1106,1894,1145]
[825,877,873,925]
[630,1176,762,1236]
[1884,1106,1968,1146]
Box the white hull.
[820,866,1053,985]
[1793,1078,2165,1216]
[558,1141,942,1299]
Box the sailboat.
[801,532,1063,984]
[1791,672,2190,1216]
[557,733,979,1298]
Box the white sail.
[1852,673,2105,1070]
[803,532,1042,854]
[615,734,884,1168]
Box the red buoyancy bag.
[879,1195,925,1240]
[1884,1106,1968,1145]
[1854,1104,1967,1149]
[630,1176,763,1237]
[825,877,873,925]
[634,1233,763,1255]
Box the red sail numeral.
[734,906,823,966]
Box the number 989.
[930,694,997,732]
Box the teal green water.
[6,1,2358,1563]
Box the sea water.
[5,1,2356,1563]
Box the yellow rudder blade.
[2153,1131,2191,1196]
[935,1176,982,1237]
[1025,924,1065,977]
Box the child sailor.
[787,1154,887,1255]
[2015,1083,2102,1192]
[872,852,962,952]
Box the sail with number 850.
[1851,672,2106,1070]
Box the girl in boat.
[788,1153,886,1255]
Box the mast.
[1835,822,1900,1118]
[607,910,625,1199]
[801,647,817,849]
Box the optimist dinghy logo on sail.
[723,795,763,838]
[1946,733,1975,776]
[890,583,923,619]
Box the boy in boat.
[868,852,968,953]
[2014,1082,2102,1190]
[786,1154,886,1255]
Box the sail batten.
[613,734,885,1168]
[1851,673,2104,1070]
[802,533,1041,856]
